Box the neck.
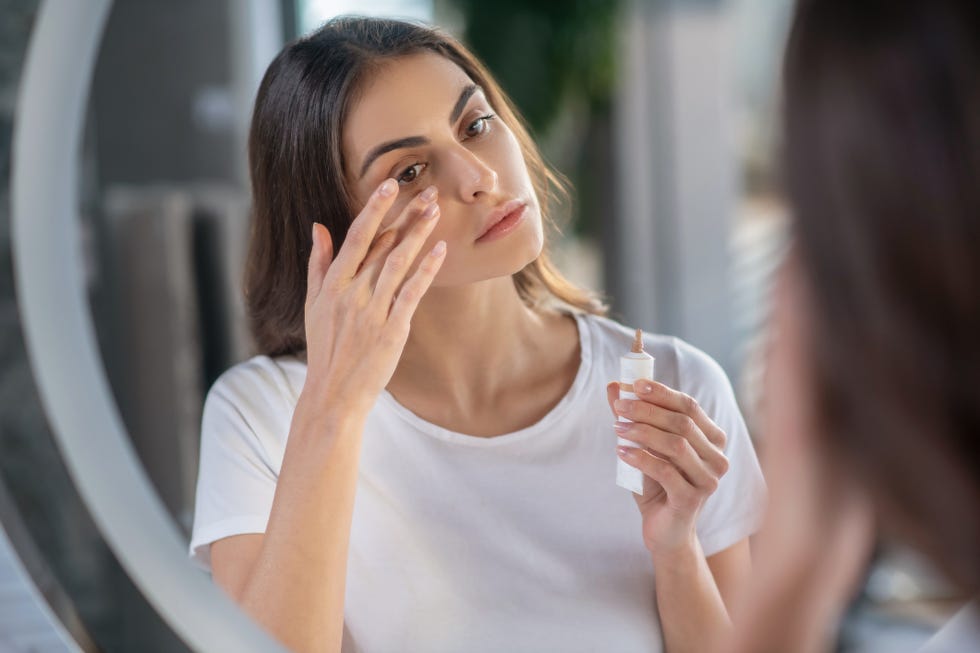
[388,276,567,411]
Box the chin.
[502,225,544,272]
[432,234,544,287]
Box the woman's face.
[343,52,543,286]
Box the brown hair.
[244,16,606,358]
[783,0,980,592]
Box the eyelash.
[395,113,497,186]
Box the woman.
[730,0,980,651]
[189,17,765,653]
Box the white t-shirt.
[190,312,766,653]
[917,601,980,653]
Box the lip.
[475,199,528,243]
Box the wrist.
[300,372,374,420]
[649,533,702,570]
[295,383,369,438]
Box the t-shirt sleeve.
[188,362,287,573]
[673,339,767,558]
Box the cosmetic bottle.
[618,329,654,495]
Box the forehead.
[343,52,478,161]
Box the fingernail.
[422,203,439,219]
[378,179,396,197]
[420,185,438,202]
[637,381,652,394]
[617,446,633,457]
[431,240,447,256]
[613,422,630,434]
[614,399,629,414]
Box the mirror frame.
[10,1,284,650]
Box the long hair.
[782,0,980,592]
[244,17,607,358]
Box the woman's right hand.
[302,178,446,416]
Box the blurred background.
[0,0,964,650]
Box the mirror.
[8,1,962,652]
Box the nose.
[444,145,498,202]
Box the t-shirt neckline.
[377,311,593,447]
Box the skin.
[210,52,751,652]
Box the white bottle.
[618,328,654,495]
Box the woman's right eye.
[397,162,426,185]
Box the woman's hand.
[304,179,446,417]
[606,380,730,558]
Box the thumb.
[306,223,334,306]
[606,381,620,416]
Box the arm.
[652,538,751,653]
[608,378,749,653]
[212,395,367,653]
[207,179,446,653]
[706,538,753,616]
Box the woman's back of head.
[782,0,980,593]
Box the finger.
[618,447,700,508]
[372,201,441,302]
[614,396,727,474]
[606,381,619,416]
[634,379,728,449]
[609,380,727,480]
[387,240,447,326]
[356,228,398,275]
[360,186,439,286]
[329,178,399,282]
[615,422,722,490]
[380,184,438,241]
[306,223,334,308]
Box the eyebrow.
[358,84,482,179]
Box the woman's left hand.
[607,379,730,558]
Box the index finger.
[329,178,399,281]
[633,380,727,449]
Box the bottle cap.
[631,328,644,354]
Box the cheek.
[500,129,533,184]
[377,195,414,232]
[428,205,462,238]
[529,217,545,255]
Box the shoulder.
[665,336,734,407]
[581,313,730,395]
[581,313,678,363]
[209,355,306,402]
[203,355,307,438]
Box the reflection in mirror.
[6,0,968,651]
[188,6,769,653]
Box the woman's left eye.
[464,113,496,138]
